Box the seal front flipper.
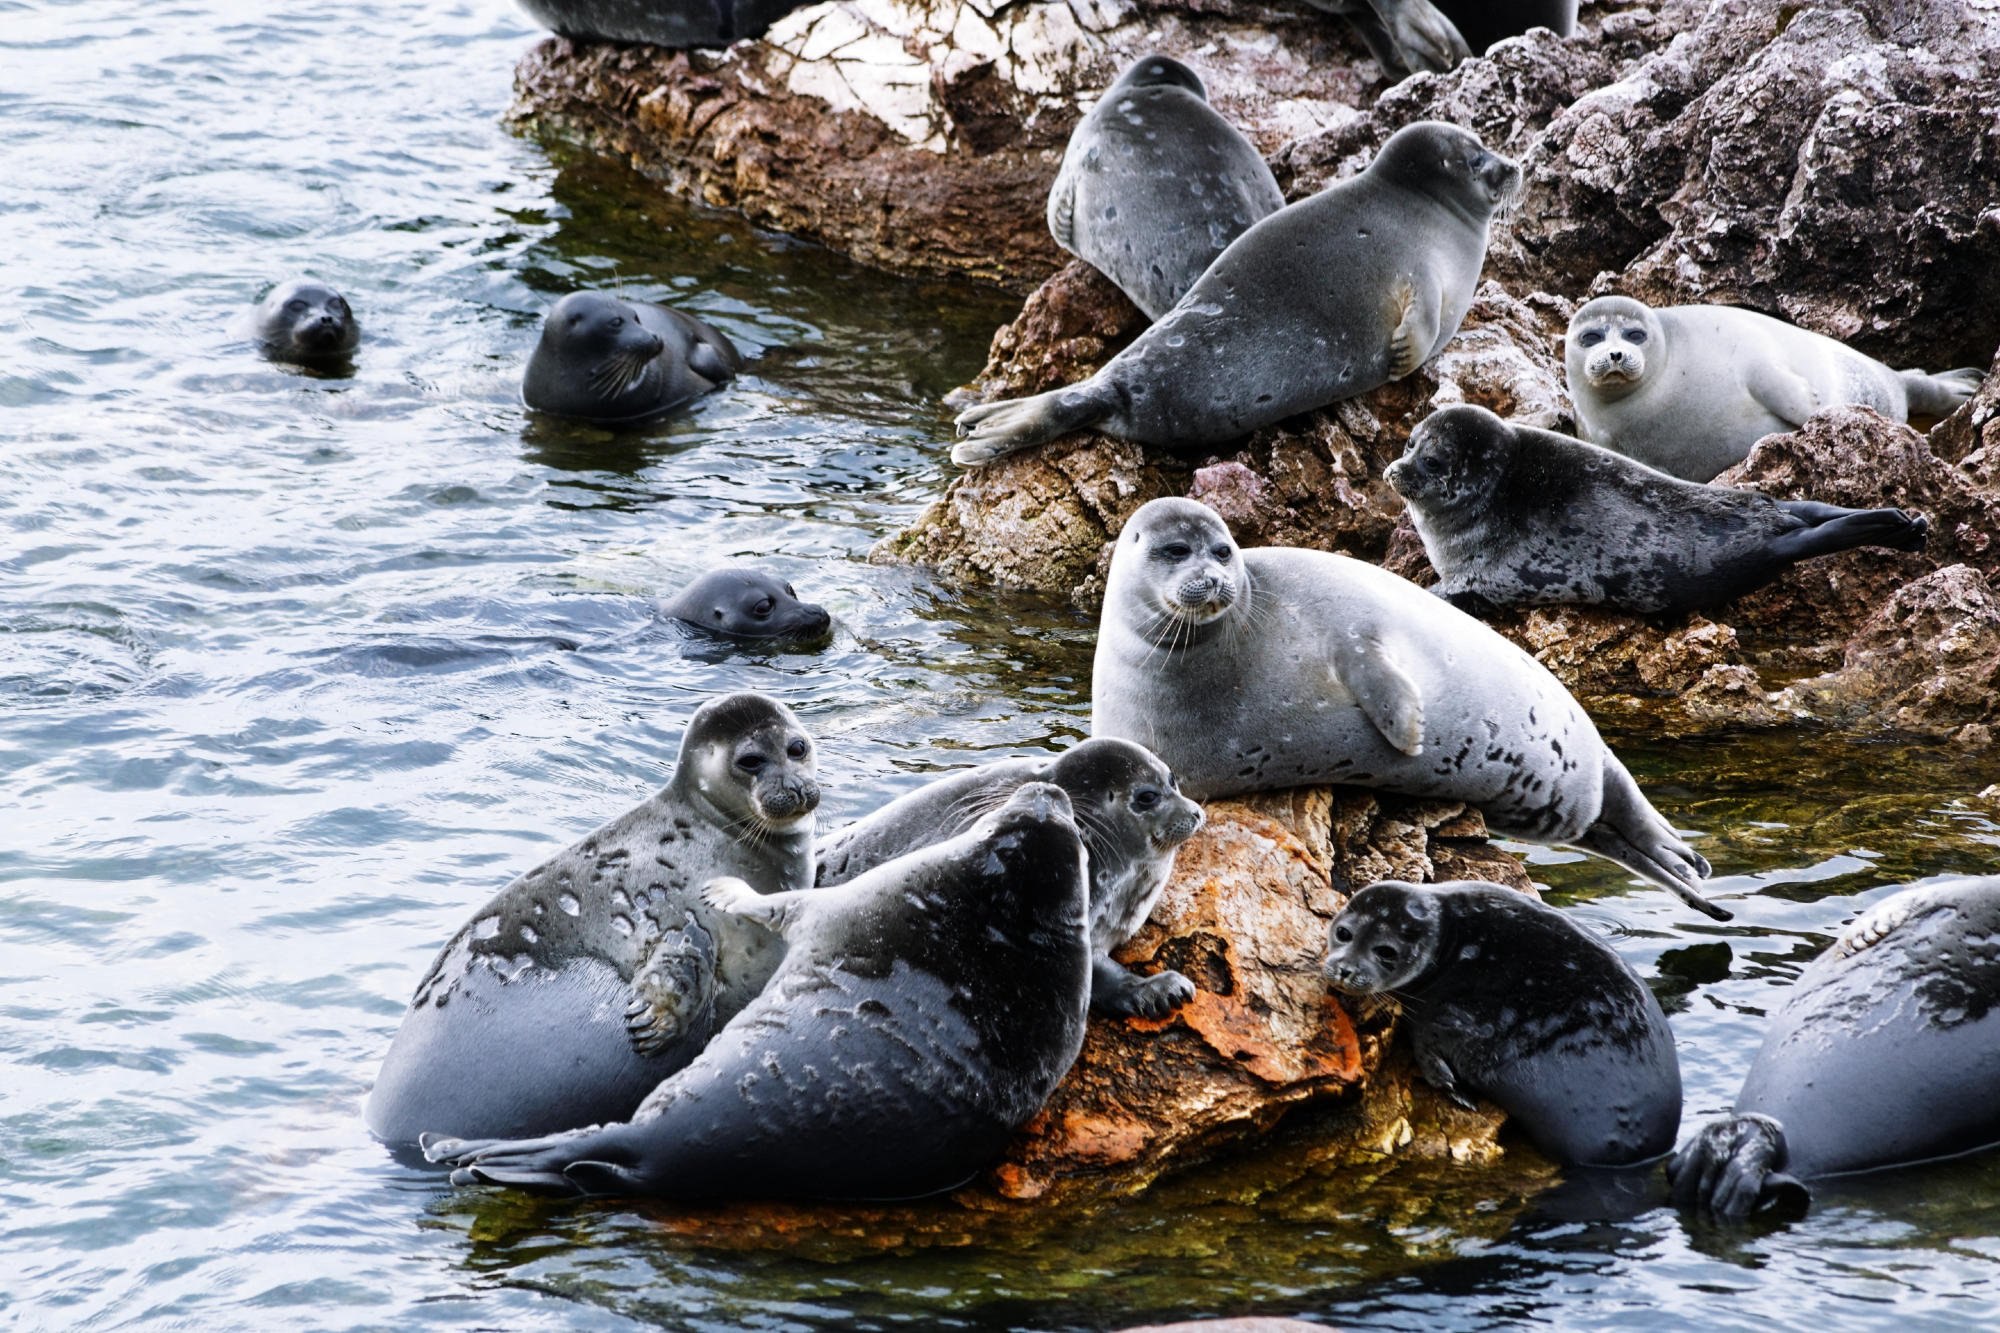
[1047,165,1078,253]
[1576,761,1729,920]
[1413,1040,1477,1110]
[1091,954,1195,1019]
[1385,276,1439,380]
[1329,629,1425,756]
[700,875,810,935]
[624,912,718,1058]
[1745,360,1819,429]
[951,380,1121,466]
[685,333,741,386]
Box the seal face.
[1388,404,1930,615]
[1048,54,1284,320]
[253,279,359,365]
[422,782,1094,1201]
[1668,875,2000,1219]
[523,291,742,424]
[953,121,1520,464]
[1323,879,1682,1166]
[656,567,832,644]
[1304,0,1579,77]
[1566,295,1987,482]
[814,737,1207,1018]
[1091,498,1729,920]
[365,692,819,1145]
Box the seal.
[953,121,1519,465]
[1668,875,2000,1219]
[516,0,808,47]
[656,567,831,644]
[523,291,742,425]
[1091,498,1730,920]
[422,782,1092,1200]
[1305,0,1579,77]
[1048,54,1284,321]
[814,737,1207,1018]
[252,279,359,365]
[1387,404,1930,615]
[1567,295,1987,482]
[1323,879,1681,1166]
[365,692,819,1146]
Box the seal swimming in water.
[252,279,359,365]
[1566,295,1986,482]
[1305,0,1578,77]
[523,290,742,424]
[423,782,1092,1200]
[1323,879,1681,1166]
[1047,54,1283,320]
[952,121,1519,465]
[1091,498,1728,920]
[366,692,818,1146]
[1668,875,2000,1219]
[1388,404,1930,615]
[656,567,831,644]
[814,737,1207,1018]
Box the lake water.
[5,2,2000,1329]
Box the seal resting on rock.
[422,783,1092,1200]
[953,121,1519,465]
[523,291,741,424]
[515,0,808,48]
[1388,404,1930,615]
[1567,295,1986,482]
[1323,879,1681,1166]
[1048,54,1283,320]
[1306,0,1578,77]
[656,567,831,644]
[1091,498,1729,920]
[1668,875,2000,1220]
[366,693,818,1146]
[814,738,1206,1018]
[252,279,359,365]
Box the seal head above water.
[253,279,359,365]
[523,291,741,424]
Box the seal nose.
[1607,349,1626,364]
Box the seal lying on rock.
[252,279,359,365]
[1388,404,1930,615]
[1048,54,1283,320]
[815,738,1206,1018]
[953,122,1519,465]
[516,0,807,48]
[1323,879,1681,1166]
[1668,875,2000,1220]
[524,291,741,424]
[1091,498,1729,920]
[366,693,818,1145]
[423,783,1092,1199]
[1305,0,1578,77]
[657,567,831,644]
[1567,295,1986,482]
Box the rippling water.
[6,2,2000,1328]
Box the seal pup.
[953,122,1520,465]
[1388,404,1930,615]
[252,279,359,365]
[1048,55,1284,320]
[1092,498,1729,920]
[1324,879,1681,1165]
[366,692,819,1146]
[1567,295,1986,482]
[1669,876,2000,1220]
[423,783,1093,1200]
[1306,0,1577,77]
[814,738,1207,1018]
[656,567,831,644]
[523,290,742,424]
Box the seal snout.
[1171,572,1235,617]
[1003,780,1075,827]
[755,773,820,824]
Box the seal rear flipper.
[1901,366,1985,418]
[951,381,1119,466]
[1769,505,1929,560]
[1666,1113,1803,1220]
[1578,762,1729,920]
[1091,953,1195,1019]
[1368,0,1472,74]
[1329,630,1425,756]
[425,1126,639,1196]
[625,912,718,1058]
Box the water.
[4,2,2000,1328]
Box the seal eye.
[1625,329,1648,345]
[1211,545,1232,562]
[610,316,624,329]
[751,598,774,618]
[1134,789,1161,811]
[1419,454,1441,476]
[1371,944,1399,964]
[330,299,349,316]
[1158,542,1193,561]
[785,739,808,760]
[1577,330,1604,347]
[1333,925,1354,943]
[736,753,767,773]
[286,299,307,314]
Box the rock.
[1933,348,2000,470]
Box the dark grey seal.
[365,692,818,1146]
[516,0,808,48]
[522,291,741,424]
[1306,0,1578,77]
[656,567,831,644]
[1668,876,2000,1219]
[953,121,1519,465]
[1048,54,1283,320]
[814,737,1206,1018]
[422,782,1092,1200]
[1092,498,1729,920]
[1323,879,1681,1166]
[252,279,359,365]
[1388,404,1930,616]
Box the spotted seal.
[523,290,741,425]
[251,279,359,365]
[657,567,831,644]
